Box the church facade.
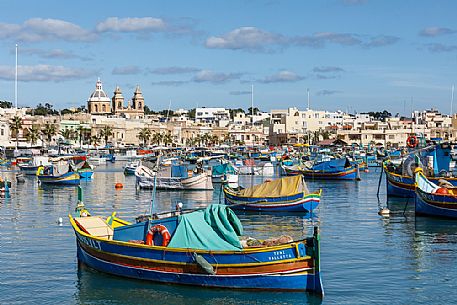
[87,79,145,119]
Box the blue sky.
[0,0,456,115]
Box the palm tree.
[137,128,151,147]
[76,125,90,149]
[41,122,57,147]
[163,132,173,147]
[26,126,40,147]
[100,125,113,147]
[60,129,76,144]
[9,116,22,149]
[151,132,164,146]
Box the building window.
[138,102,142,108]
[95,105,98,112]
[102,105,106,112]
[118,102,122,108]
[1,129,3,136]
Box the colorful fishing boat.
[75,161,94,179]
[18,156,50,175]
[211,161,238,183]
[223,175,321,212]
[69,202,323,294]
[415,168,457,218]
[135,165,213,190]
[37,161,80,185]
[282,158,358,180]
[384,143,457,197]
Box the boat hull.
[301,167,357,180]
[38,172,80,185]
[415,187,457,218]
[79,171,94,179]
[70,219,323,294]
[385,166,457,198]
[224,189,321,213]
[124,167,136,175]
[136,169,213,190]
[19,165,40,175]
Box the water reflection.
[75,263,322,305]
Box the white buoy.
[378,207,390,216]
[57,217,63,225]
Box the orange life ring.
[146,224,171,246]
[406,136,417,148]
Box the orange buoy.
[115,183,123,189]
[435,187,449,195]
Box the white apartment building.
[195,107,230,127]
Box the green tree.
[41,123,57,147]
[26,126,40,146]
[144,105,153,115]
[188,108,196,119]
[99,125,113,146]
[163,132,173,147]
[60,128,76,143]
[137,128,152,147]
[76,125,90,149]
[9,116,22,149]
[151,132,164,145]
[0,100,13,108]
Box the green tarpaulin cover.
[167,204,243,251]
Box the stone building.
[87,79,145,119]
[111,85,145,119]
[87,78,111,115]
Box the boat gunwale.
[69,214,312,255]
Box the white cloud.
[96,17,167,32]
[205,27,286,51]
[0,64,94,82]
[18,48,91,61]
[193,70,242,84]
[313,66,345,73]
[206,27,398,51]
[149,66,200,74]
[419,27,456,37]
[0,18,95,42]
[112,65,142,75]
[20,18,96,42]
[259,70,305,83]
[317,90,341,96]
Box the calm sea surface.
[1,163,457,304]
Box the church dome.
[88,78,110,102]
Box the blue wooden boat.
[282,158,358,180]
[415,168,457,218]
[384,143,457,198]
[69,203,324,295]
[224,175,321,212]
[37,162,80,185]
[75,161,94,179]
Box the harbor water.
[1,163,457,304]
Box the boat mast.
[251,84,254,128]
[15,43,18,109]
[307,88,310,110]
[451,85,455,116]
